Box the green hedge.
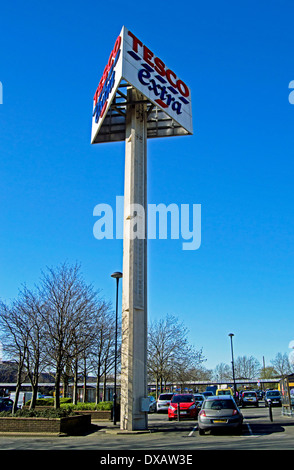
[61,401,113,411]
[25,397,72,406]
[24,398,113,410]
[0,408,75,418]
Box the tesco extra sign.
[126,30,190,114]
[91,27,192,142]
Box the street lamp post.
[228,333,236,399]
[111,271,122,425]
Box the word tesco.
[127,31,190,99]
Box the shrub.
[0,408,75,418]
[17,408,75,418]
[60,401,113,411]
[25,397,72,406]
[22,398,113,411]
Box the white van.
[9,391,42,408]
[9,392,25,408]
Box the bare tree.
[148,314,206,395]
[234,355,261,380]
[214,363,232,382]
[15,287,48,409]
[0,300,29,413]
[89,304,116,403]
[38,262,98,409]
[271,352,292,377]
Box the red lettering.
[94,35,122,103]
[154,57,166,77]
[177,79,189,97]
[100,100,108,118]
[93,88,98,105]
[143,46,154,67]
[113,35,121,57]
[166,69,177,88]
[128,30,143,52]
[102,64,109,81]
[107,51,113,69]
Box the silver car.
[198,396,243,435]
[156,393,174,413]
[240,391,259,407]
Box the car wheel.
[199,428,205,435]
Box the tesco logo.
[93,35,121,122]
[127,31,190,99]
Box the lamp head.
[111,272,123,279]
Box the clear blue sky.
[1,0,294,370]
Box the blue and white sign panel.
[91,26,193,144]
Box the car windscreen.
[171,395,195,403]
[267,391,280,397]
[158,394,173,400]
[243,392,256,397]
[204,399,236,410]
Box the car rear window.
[243,392,256,397]
[171,395,195,403]
[158,394,173,400]
[204,399,236,410]
[267,391,280,397]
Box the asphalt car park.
[0,401,293,451]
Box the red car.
[168,393,198,420]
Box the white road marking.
[188,425,198,436]
[246,422,253,436]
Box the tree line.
[0,262,206,413]
[1,262,290,414]
[0,262,116,413]
[213,352,294,383]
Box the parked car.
[240,391,259,407]
[0,397,14,412]
[202,391,214,398]
[156,393,174,413]
[168,393,198,420]
[193,393,205,408]
[216,388,233,396]
[148,396,156,413]
[198,396,243,435]
[255,390,264,400]
[205,386,217,395]
[264,390,282,407]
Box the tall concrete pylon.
[120,88,148,431]
[91,26,192,432]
